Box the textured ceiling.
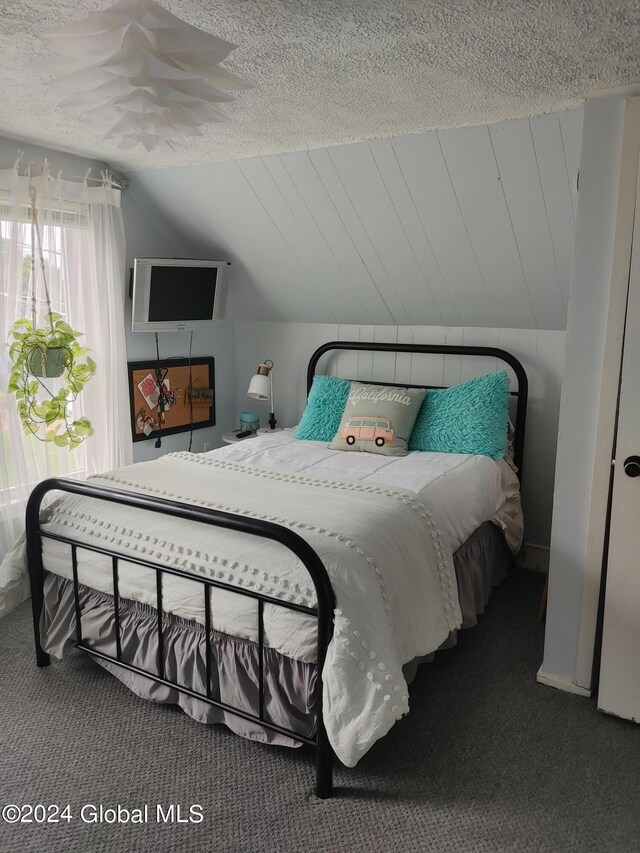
[0,1,638,171]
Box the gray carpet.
[1,570,638,853]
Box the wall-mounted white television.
[131,258,230,332]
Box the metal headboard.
[307,341,528,481]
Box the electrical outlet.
[203,442,212,453]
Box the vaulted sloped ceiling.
[130,107,582,330]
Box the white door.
[598,161,640,721]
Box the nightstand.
[221,430,258,444]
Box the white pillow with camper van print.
[329,382,426,456]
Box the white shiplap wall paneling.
[300,323,338,403]
[438,126,538,329]
[394,325,414,386]
[333,325,361,379]
[307,148,399,324]
[559,108,583,222]
[459,327,500,380]
[328,143,440,325]
[263,156,372,325]
[391,131,498,328]
[355,325,376,381]
[320,351,341,377]
[236,157,342,323]
[129,168,199,249]
[497,327,537,394]
[530,114,577,313]
[489,119,567,328]
[213,161,325,322]
[442,326,465,388]
[372,325,399,383]
[368,139,459,326]
[278,153,381,325]
[497,328,519,391]
[409,326,447,387]
[328,325,511,391]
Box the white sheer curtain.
[0,166,132,617]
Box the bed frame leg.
[26,492,50,668]
[315,720,333,798]
[29,587,50,668]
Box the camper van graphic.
[342,415,394,447]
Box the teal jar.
[239,411,260,431]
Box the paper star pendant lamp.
[36,0,252,152]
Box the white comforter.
[216,430,507,552]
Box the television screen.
[148,266,217,322]
[131,258,230,331]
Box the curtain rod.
[12,156,129,192]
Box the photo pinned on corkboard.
[128,357,215,442]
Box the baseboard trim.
[536,666,592,697]
[520,542,550,574]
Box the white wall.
[121,187,236,461]
[0,135,108,178]
[234,321,565,556]
[541,94,640,692]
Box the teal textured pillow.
[296,375,351,441]
[408,370,509,459]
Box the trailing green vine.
[7,312,96,449]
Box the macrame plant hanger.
[28,183,56,374]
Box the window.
[0,171,130,578]
[0,200,90,494]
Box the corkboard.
[128,357,215,442]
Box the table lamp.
[247,359,277,431]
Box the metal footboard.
[25,478,336,799]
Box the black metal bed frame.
[26,341,528,800]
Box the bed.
[23,340,528,799]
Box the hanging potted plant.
[13,312,73,379]
[6,185,96,449]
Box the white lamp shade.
[247,374,270,400]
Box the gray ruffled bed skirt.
[40,521,512,748]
